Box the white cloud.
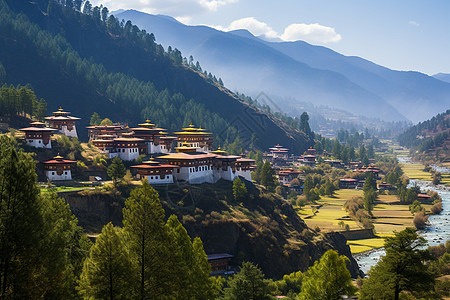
[225,17,278,39]
[199,0,238,11]
[90,0,237,18]
[281,23,342,43]
[409,20,420,27]
[217,17,341,44]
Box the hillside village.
[17,106,397,194]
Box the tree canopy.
[223,262,272,300]
[232,177,248,201]
[107,157,126,185]
[298,250,356,300]
[359,227,436,300]
[0,135,90,298]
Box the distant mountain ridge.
[116,10,405,123]
[116,10,450,123]
[433,73,450,84]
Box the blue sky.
[90,0,450,75]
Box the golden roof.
[174,124,212,135]
[143,157,159,165]
[175,142,199,153]
[211,146,227,155]
[138,119,156,127]
[54,153,64,160]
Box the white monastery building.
[20,121,57,149]
[45,107,80,138]
[131,158,178,184]
[43,154,76,181]
[90,120,178,160]
[133,144,255,185]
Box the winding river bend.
[354,159,450,274]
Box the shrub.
[428,243,447,259]
[296,197,307,208]
[361,217,374,230]
[413,211,428,229]
[409,200,424,214]
[431,202,443,214]
[182,215,195,224]
[210,211,222,220]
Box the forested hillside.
[0,82,47,120]
[0,0,312,152]
[398,110,450,163]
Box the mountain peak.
[228,29,256,39]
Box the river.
[354,159,450,274]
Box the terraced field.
[400,161,450,186]
[295,189,415,254]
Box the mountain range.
[115,10,450,123]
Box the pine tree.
[40,191,92,298]
[359,144,366,161]
[363,172,377,216]
[0,136,44,298]
[0,136,90,298]
[223,262,271,300]
[300,112,314,142]
[359,228,435,300]
[90,112,102,125]
[107,157,126,185]
[78,223,133,300]
[299,250,356,300]
[123,182,176,299]
[233,177,248,201]
[363,172,377,192]
[303,174,316,202]
[192,238,217,299]
[260,161,276,191]
[252,160,263,183]
[166,215,214,299]
[324,179,335,197]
